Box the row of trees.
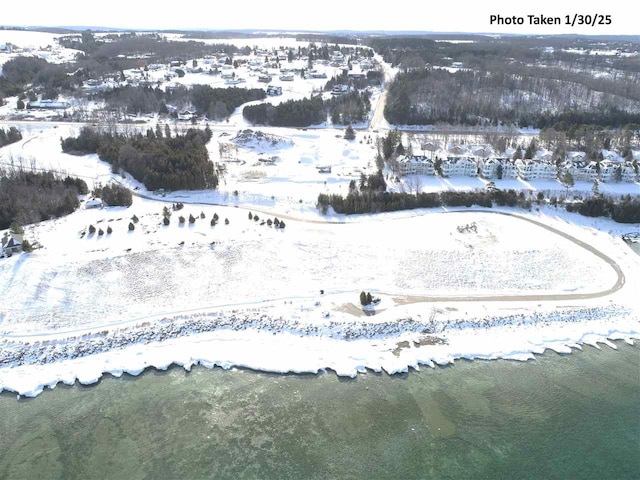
[0,127,22,148]
[567,195,640,223]
[317,188,640,223]
[61,127,217,191]
[0,169,87,229]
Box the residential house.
[621,162,638,183]
[266,85,282,96]
[1,232,22,257]
[561,160,597,182]
[331,84,349,95]
[516,159,557,181]
[85,198,104,209]
[397,155,436,176]
[479,158,503,179]
[501,159,518,179]
[442,157,477,177]
[27,100,71,110]
[599,160,619,183]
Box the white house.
[331,84,349,95]
[397,155,435,176]
[442,157,477,177]
[561,160,597,182]
[516,159,557,181]
[621,162,638,183]
[1,232,22,257]
[599,160,619,183]
[85,198,104,209]
[266,85,282,96]
[27,100,71,110]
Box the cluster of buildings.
[397,146,639,183]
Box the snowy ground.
[0,37,639,396]
[0,186,638,397]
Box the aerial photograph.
[0,0,638,478]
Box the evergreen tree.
[344,124,355,140]
[560,171,574,194]
[513,146,523,160]
[366,292,373,305]
[22,239,33,253]
[10,221,24,235]
[128,222,135,231]
[360,291,367,305]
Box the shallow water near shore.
[1,342,638,479]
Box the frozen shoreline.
[1,304,637,398]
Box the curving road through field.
[1,208,627,341]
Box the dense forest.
[100,85,265,118]
[61,127,217,191]
[0,56,81,102]
[375,36,640,129]
[0,127,23,148]
[243,96,326,127]
[242,90,372,127]
[0,169,87,229]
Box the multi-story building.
[515,159,558,181]
[397,155,436,176]
[442,157,478,177]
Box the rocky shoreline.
[0,304,633,370]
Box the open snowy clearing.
[0,202,623,334]
[0,199,639,397]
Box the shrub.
[179,216,185,224]
[224,218,229,224]
[163,217,170,226]
[131,214,139,223]
[200,211,205,219]
[22,239,33,253]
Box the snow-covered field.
[1,177,639,397]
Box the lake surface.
[0,342,638,479]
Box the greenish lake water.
[0,342,638,480]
